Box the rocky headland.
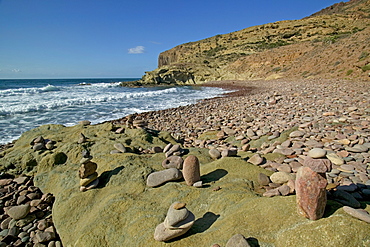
[124,0,370,86]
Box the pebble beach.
[1,78,370,246]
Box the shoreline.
[1,78,370,246]
[2,78,368,152]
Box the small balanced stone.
[80,172,98,186]
[79,161,98,179]
[173,202,186,210]
[182,155,201,186]
[303,156,331,173]
[308,148,327,158]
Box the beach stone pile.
[154,202,195,242]
[0,175,61,246]
[30,136,56,151]
[78,151,99,192]
[1,79,369,246]
[146,143,202,188]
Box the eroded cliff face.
[138,0,370,85]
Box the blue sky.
[0,0,341,79]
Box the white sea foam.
[0,87,178,116]
[0,84,61,97]
[0,81,230,144]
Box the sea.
[0,78,230,144]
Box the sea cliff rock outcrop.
[137,0,370,85]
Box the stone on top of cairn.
[154,202,195,242]
[79,151,99,192]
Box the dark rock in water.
[295,167,327,220]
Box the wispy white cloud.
[128,46,145,54]
[12,69,21,73]
[150,41,162,45]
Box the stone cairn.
[146,143,202,188]
[78,151,99,192]
[295,148,329,220]
[0,175,62,246]
[30,136,56,151]
[154,202,195,242]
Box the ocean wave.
[0,87,178,116]
[0,84,61,97]
[76,82,122,88]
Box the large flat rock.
[2,123,370,246]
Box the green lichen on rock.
[2,123,370,246]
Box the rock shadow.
[201,169,228,183]
[97,166,125,188]
[246,237,260,247]
[190,212,220,234]
[167,212,220,242]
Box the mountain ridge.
[135,0,370,85]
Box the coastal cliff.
[137,0,370,84]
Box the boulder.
[182,155,201,186]
[295,167,327,220]
[146,168,183,187]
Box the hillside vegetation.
[137,0,370,84]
